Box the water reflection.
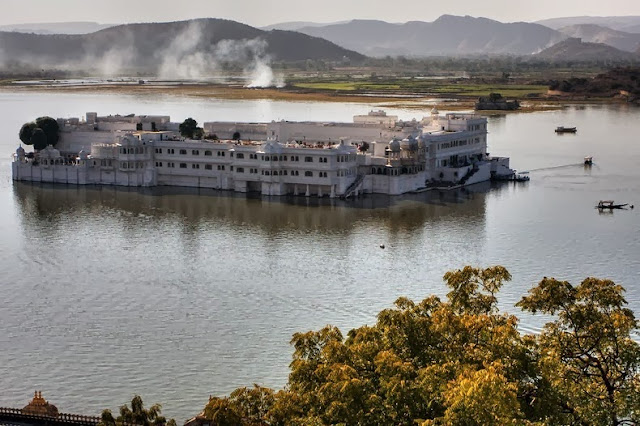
[13,181,491,235]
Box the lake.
[0,91,639,421]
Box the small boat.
[555,126,577,133]
[596,200,628,209]
[584,156,593,165]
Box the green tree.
[518,277,640,425]
[179,118,198,139]
[99,395,173,426]
[35,116,59,146]
[19,122,37,145]
[30,128,48,151]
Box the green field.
[290,77,548,98]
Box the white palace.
[12,109,515,197]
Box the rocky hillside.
[533,38,638,62]
[296,15,565,57]
[558,24,640,52]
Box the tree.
[191,266,640,425]
[179,118,198,139]
[518,277,640,425]
[203,397,242,426]
[99,395,173,426]
[30,128,48,151]
[232,131,241,141]
[19,122,37,145]
[35,116,59,146]
[19,117,59,149]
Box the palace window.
[236,153,244,159]
[236,167,244,173]
[304,156,313,162]
[192,150,199,155]
[180,163,187,168]
[205,164,212,170]
[179,149,187,155]
[204,150,212,156]
[305,171,313,177]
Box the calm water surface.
[0,91,639,420]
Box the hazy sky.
[1,0,639,27]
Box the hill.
[0,21,115,34]
[296,15,565,57]
[558,24,640,52]
[533,37,638,62]
[536,16,640,32]
[0,18,365,76]
[548,67,640,98]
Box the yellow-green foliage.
[200,266,640,426]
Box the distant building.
[475,93,520,111]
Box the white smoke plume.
[157,22,284,87]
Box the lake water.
[1,91,639,421]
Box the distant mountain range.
[557,25,640,52]
[0,18,364,74]
[533,38,637,62]
[294,15,565,56]
[1,15,639,70]
[0,21,115,34]
[260,21,347,31]
[535,16,640,32]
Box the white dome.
[431,106,439,115]
[78,150,89,160]
[16,146,25,155]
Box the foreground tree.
[518,277,640,425]
[191,266,640,425]
[99,395,175,426]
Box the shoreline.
[0,82,629,112]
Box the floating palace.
[12,109,515,197]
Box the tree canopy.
[193,266,640,426]
[18,116,59,150]
[179,118,203,139]
[99,395,175,426]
